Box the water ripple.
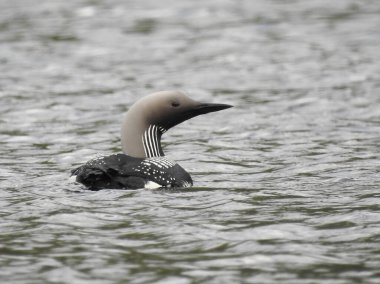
[1,0,380,283]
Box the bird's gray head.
[121,91,232,158]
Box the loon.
[71,90,232,190]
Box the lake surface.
[1,0,380,283]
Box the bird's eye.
[171,101,180,107]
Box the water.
[1,0,380,283]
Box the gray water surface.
[1,0,380,283]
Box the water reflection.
[1,0,380,283]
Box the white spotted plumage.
[142,157,175,169]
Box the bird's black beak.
[192,102,233,115]
[159,101,232,130]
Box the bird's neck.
[141,124,166,158]
[121,105,167,158]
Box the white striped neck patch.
[142,125,167,158]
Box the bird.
[71,90,232,190]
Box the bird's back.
[71,154,192,190]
